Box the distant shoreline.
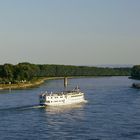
[0,76,108,90]
[0,76,129,90]
[0,77,64,90]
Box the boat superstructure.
[39,86,86,106]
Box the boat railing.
[40,86,81,97]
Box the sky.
[0,0,140,65]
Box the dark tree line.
[0,63,40,84]
[131,65,140,79]
[0,62,131,84]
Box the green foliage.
[14,63,40,81]
[0,64,15,83]
[0,63,131,84]
[131,65,140,79]
[0,62,39,83]
[37,65,131,77]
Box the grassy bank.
[0,77,63,90]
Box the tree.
[2,64,14,82]
[131,65,140,79]
[14,63,39,81]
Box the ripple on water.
[0,77,140,140]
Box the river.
[0,76,140,140]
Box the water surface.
[0,77,140,140]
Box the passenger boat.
[39,86,86,106]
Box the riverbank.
[0,77,64,90]
[0,76,127,90]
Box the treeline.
[0,63,39,84]
[0,62,131,84]
[131,65,140,79]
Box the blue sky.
[0,0,140,65]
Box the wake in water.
[0,105,44,112]
[44,101,87,114]
[0,100,88,113]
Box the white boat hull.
[40,98,86,106]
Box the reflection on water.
[44,102,86,115]
[43,102,87,134]
[0,77,140,140]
